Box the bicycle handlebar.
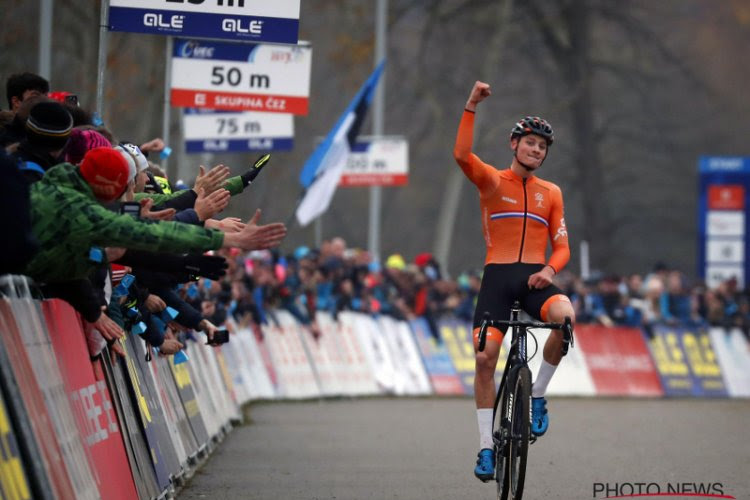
[477,312,574,354]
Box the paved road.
[179,397,750,500]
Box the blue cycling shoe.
[531,397,549,436]
[474,448,494,482]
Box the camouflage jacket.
[133,175,245,205]
[25,163,225,283]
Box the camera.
[120,201,141,218]
[206,328,229,346]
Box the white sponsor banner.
[502,328,596,396]
[706,238,744,263]
[295,323,342,397]
[707,211,744,236]
[338,312,393,394]
[171,40,312,114]
[709,328,750,397]
[316,312,379,396]
[232,328,277,401]
[705,264,745,289]
[378,316,432,395]
[339,136,409,187]
[261,311,320,399]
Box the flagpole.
[368,0,387,263]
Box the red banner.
[41,299,138,500]
[575,325,664,397]
[171,89,308,114]
[0,300,75,499]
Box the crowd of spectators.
[196,241,750,343]
[2,71,747,366]
[1,71,287,360]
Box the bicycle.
[477,301,573,500]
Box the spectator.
[659,270,693,325]
[23,147,287,285]
[10,100,73,181]
[6,72,49,113]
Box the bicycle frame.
[477,301,574,500]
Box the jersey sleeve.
[547,185,570,273]
[453,110,499,193]
[84,202,225,254]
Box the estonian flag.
[295,61,385,227]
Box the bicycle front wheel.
[507,366,531,500]
[493,375,509,500]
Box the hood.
[38,162,96,198]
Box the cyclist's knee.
[475,350,499,377]
[547,299,575,325]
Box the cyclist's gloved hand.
[183,254,228,280]
[240,153,271,187]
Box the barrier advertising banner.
[41,300,138,500]
[183,108,293,153]
[118,336,174,490]
[378,316,432,395]
[574,324,663,397]
[316,312,379,396]
[261,311,320,398]
[171,39,312,114]
[0,300,75,500]
[437,319,511,395]
[708,327,750,397]
[409,318,463,395]
[109,0,300,44]
[649,324,727,397]
[0,388,31,500]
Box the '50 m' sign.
[171,39,312,115]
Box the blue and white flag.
[295,62,385,226]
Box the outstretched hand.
[194,187,231,221]
[140,198,176,221]
[194,164,231,195]
[223,209,287,251]
[466,81,491,111]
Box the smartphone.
[120,201,141,218]
[207,329,229,345]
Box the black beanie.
[25,101,73,151]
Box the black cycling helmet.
[510,116,554,145]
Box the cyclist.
[453,81,576,481]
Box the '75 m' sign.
[170,39,312,114]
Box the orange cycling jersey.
[453,109,570,273]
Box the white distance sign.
[183,109,293,153]
[171,39,312,114]
[339,136,409,187]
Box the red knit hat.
[80,147,129,202]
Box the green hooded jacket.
[25,163,225,283]
[132,175,245,205]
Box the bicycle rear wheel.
[506,366,531,500]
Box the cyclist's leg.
[522,279,574,435]
[539,295,576,366]
[472,265,511,479]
